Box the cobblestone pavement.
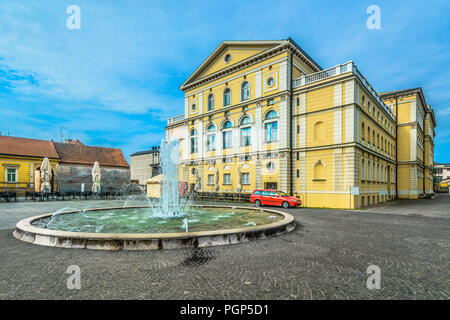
[0,195,449,299]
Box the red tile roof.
[0,136,60,159]
[0,136,129,168]
[53,140,129,168]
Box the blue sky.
[0,0,449,162]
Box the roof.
[0,136,60,159]
[130,147,160,157]
[379,87,436,127]
[53,140,129,168]
[379,87,423,97]
[434,162,450,167]
[180,38,322,91]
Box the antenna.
[60,126,67,142]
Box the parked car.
[250,189,301,208]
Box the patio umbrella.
[214,168,219,192]
[92,161,101,193]
[40,157,52,193]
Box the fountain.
[13,138,295,250]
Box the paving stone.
[0,195,448,299]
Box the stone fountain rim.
[13,205,295,250]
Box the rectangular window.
[7,168,17,182]
[296,170,299,178]
[241,172,250,185]
[191,137,198,153]
[223,131,232,149]
[265,121,278,142]
[206,134,215,151]
[223,173,231,185]
[208,174,214,185]
[241,127,251,146]
[267,98,274,106]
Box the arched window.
[240,116,251,125]
[264,110,278,142]
[190,128,198,153]
[361,159,365,180]
[241,81,250,101]
[314,161,325,180]
[223,88,231,106]
[240,116,251,146]
[207,94,214,111]
[314,121,325,142]
[222,120,233,149]
[265,110,277,120]
[223,120,232,129]
[206,124,216,151]
[362,122,365,140]
[372,130,375,147]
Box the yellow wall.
[0,155,59,192]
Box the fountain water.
[118,138,191,219]
[15,137,295,250]
[157,138,190,216]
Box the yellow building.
[0,136,131,195]
[380,88,436,199]
[0,136,60,193]
[165,38,437,209]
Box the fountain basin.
[13,205,295,250]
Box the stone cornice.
[181,42,320,92]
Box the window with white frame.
[207,94,214,111]
[264,110,278,143]
[190,128,198,153]
[241,172,250,185]
[222,120,233,149]
[223,173,231,185]
[206,124,216,151]
[6,168,17,182]
[208,174,214,185]
[241,81,250,101]
[223,88,231,106]
[240,116,251,146]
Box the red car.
[250,189,301,208]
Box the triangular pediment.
[180,40,285,90]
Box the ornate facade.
[165,39,436,208]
